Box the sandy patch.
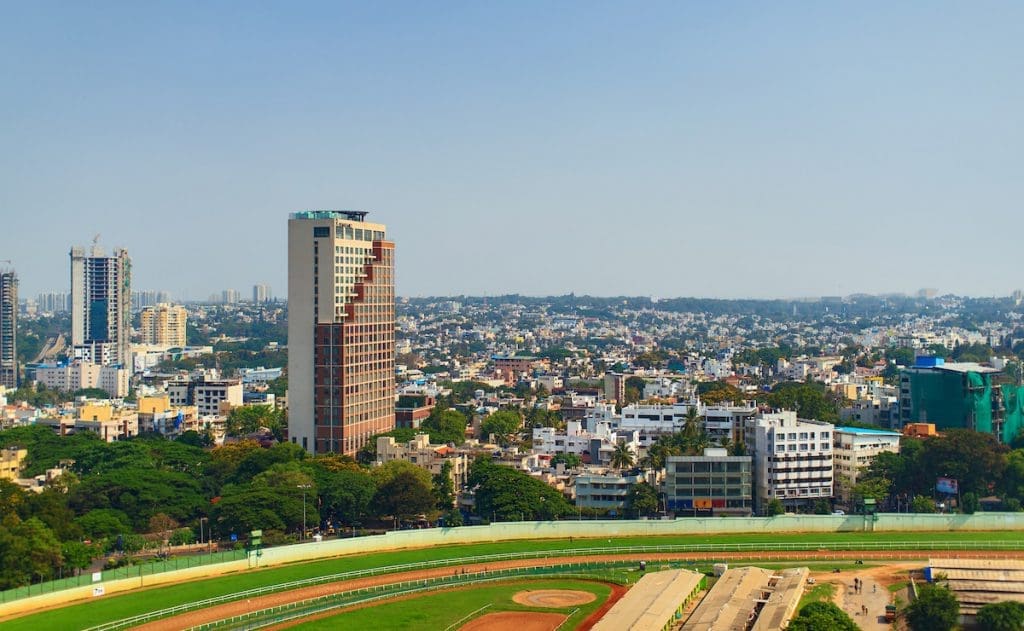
[460,611,567,631]
[512,589,597,608]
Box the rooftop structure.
[684,566,808,630]
[592,569,704,631]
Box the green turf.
[289,579,611,631]
[3,529,1019,631]
[797,581,837,610]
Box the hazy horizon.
[3,3,1021,300]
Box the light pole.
[298,484,311,540]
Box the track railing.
[82,539,1024,631]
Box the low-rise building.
[395,393,435,429]
[833,426,901,498]
[168,374,243,416]
[574,470,648,512]
[35,360,130,398]
[376,433,469,491]
[665,448,753,517]
[1,446,26,480]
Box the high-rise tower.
[0,269,17,389]
[70,244,132,366]
[288,210,395,455]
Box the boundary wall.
[3,512,1023,618]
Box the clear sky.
[1,2,1021,300]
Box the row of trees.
[0,425,463,589]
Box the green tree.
[609,442,636,470]
[469,459,572,521]
[433,460,456,510]
[911,495,937,513]
[60,540,98,576]
[480,410,522,445]
[787,601,859,631]
[373,470,436,525]
[905,582,959,631]
[976,600,1024,631]
[766,498,786,516]
[551,453,582,469]
[626,482,659,517]
[0,517,64,588]
[420,409,467,445]
[315,468,376,527]
[226,405,283,438]
[76,508,132,539]
[961,491,980,514]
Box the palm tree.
[682,407,700,440]
[610,442,635,470]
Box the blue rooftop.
[836,426,901,435]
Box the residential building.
[574,470,648,512]
[395,393,435,429]
[0,446,26,480]
[167,375,243,417]
[375,433,469,490]
[139,303,187,346]
[604,372,626,404]
[239,366,283,384]
[746,411,834,512]
[288,210,395,456]
[35,360,130,397]
[833,426,901,500]
[221,289,240,304]
[70,244,131,366]
[665,448,753,517]
[0,270,16,389]
[36,292,69,314]
[252,284,272,303]
[136,395,207,439]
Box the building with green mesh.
[899,357,1024,443]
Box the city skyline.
[2,4,1022,299]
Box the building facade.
[833,426,901,499]
[288,210,395,456]
[0,270,17,389]
[139,303,187,346]
[70,245,131,366]
[252,284,272,303]
[746,411,834,512]
[167,375,243,416]
[35,360,130,397]
[665,449,753,517]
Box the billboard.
[936,477,959,494]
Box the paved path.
[839,574,890,630]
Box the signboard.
[92,586,105,597]
[92,572,102,583]
[936,477,959,494]
[694,499,713,510]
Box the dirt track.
[133,550,1024,630]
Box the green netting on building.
[1001,384,1024,444]
[906,369,988,431]
[906,368,1024,443]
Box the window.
[313,227,330,238]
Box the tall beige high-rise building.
[288,210,395,456]
[70,244,131,366]
[252,284,272,303]
[139,303,187,347]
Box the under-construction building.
[899,356,1024,443]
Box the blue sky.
[1,2,1021,299]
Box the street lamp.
[298,484,311,540]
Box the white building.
[745,411,834,512]
[167,376,243,416]
[833,426,901,499]
[35,360,130,397]
[376,433,469,491]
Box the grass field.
[290,579,611,631]
[797,581,837,610]
[3,529,1018,631]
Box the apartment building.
[0,270,16,389]
[139,303,187,346]
[665,448,753,517]
[746,411,834,512]
[833,426,901,499]
[167,375,243,416]
[375,433,469,490]
[70,244,131,366]
[35,360,130,397]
